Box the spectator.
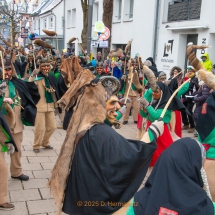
[91,57,97,67]
[111,62,122,79]
[193,82,211,137]
[146,57,158,77]
[201,53,213,72]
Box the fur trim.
[71,56,83,78]
[68,37,76,44]
[48,70,106,215]
[5,103,15,129]
[109,48,123,58]
[2,39,13,47]
[0,45,5,52]
[34,40,54,49]
[142,65,157,91]
[132,70,144,92]
[197,69,215,90]
[186,43,209,71]
[42,29,57,36]
[125,39,133,54]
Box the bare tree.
[0,1,30,45]
[80,0,88,52]
[102,0,113,56]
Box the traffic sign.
[94,21,105,33]
[99,27,110,40]
[99,40,108,48]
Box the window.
[113,0,122,22]
[123,0,134,21]
[93,2,99,24]
[71,8,76,27]
[43,18,47,28]
[129,0,134,18]
[49,16,53,28]
[67,10,71,27]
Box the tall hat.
[0,54,17,78]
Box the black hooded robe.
[10,78,37,125]
[134,138,214,215]
[62,123,157,215]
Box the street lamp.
[87,0,95,55]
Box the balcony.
[167,0,202,22]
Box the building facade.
[31,0,64,52]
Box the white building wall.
[156,0,214,75]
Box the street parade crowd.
[0,34,215,215]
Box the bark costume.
[0,55,36,177]
[0,109,17,205]
[48,69,158,215]
[119,68,143,122]
[28,56,60,150]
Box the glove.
[121,74,127,81]
[3,97,13,104]
[138,97,149,108]
[119,97,131,105]
[118,105,127,115]
[31,69,40,77]
[149,120,164,138]
[7,143,15,155]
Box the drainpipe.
[38,16,40,36]
[153,0,160,61]
[63,0,65,47]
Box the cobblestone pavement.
[1,117,196,215]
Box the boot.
[188,128,195,133]
[182,125,189,130]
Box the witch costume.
[48,69,164,215]
[124,138,215,215]
[140,82,186,166]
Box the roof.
[40,0,63,15]
[31,0,49,16]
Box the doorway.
[184,34,198,69]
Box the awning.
[166,25,209,30]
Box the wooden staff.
[159,78,190,119]
[32,41,38,80]
[171,70,183,79]
[124,66,134,105]
[0,51,4,79]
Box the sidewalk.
[2,118,195,215]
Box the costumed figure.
[120,63,144,125]
[28,45,60,153]
[0,81,17,211]
[181,65,199,133]
[116,138,215,215]
[139,65,187,167]
[48,68,164,215]
[0,54,37,181]
[186,43,215,202]
[22,51,35,80]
